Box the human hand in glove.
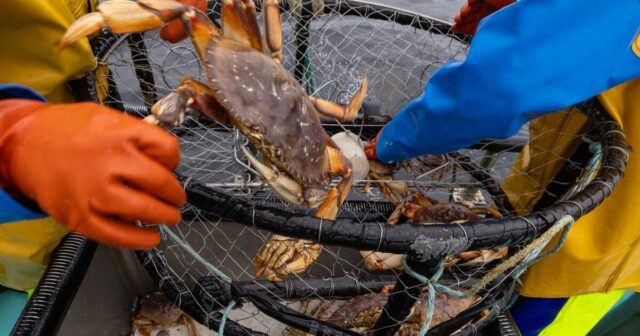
[364,130,382,161]
[452,0,515,36]
[159,0,207,42]
[0,99,186,249]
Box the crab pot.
[55,0,634,335]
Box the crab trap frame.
[13,1,630,335]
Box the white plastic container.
[330,131,369,181]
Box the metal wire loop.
[521,217,538,238]
[376,222,385,251]
[591,180,613,195]
[608,145,630,161]
[561,200,585,217]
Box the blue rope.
[401,257,466,336]
[161,226,238,334]
[581,142,602,190]
[402,258,466,298]
[219,300,237,336]
[402,216,576,335]
[160,226,232,283]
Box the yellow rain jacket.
[0,0,98,290]
[504,78,640,297]
[0,0,97,103]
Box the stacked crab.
[283,285,481,336]
[361,190,507,271]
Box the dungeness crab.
[360,154,450,205]
[61,0,367,281]
[132,292,200,335]
[284,285,480,335]
[361,191,508,270]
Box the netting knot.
[401,256,466,336]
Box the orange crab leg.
[220,0,263,51]
[146,77,231,127]
[315,145,353,220]
[309,75,368,121]
[241,147,306,205]
[59,0,220,61]
[184,9,222,60]
[138,0,193,21]
[57,12,104,51]
[264,0,283,62]
[59,0,189,50]
[221,0,253,48]
[241,0,265,51]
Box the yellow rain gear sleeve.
[0,218,68,291]
[503,78,640,297]
[539,290,627,336]
[0,0,98,290]
[0,0,98,103]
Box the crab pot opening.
[72,0,630,335]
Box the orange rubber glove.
[0,99,186,249]
[160,0,207,43]
[452,0,515,36]
[364,130,382,161]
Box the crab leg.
[241,0,265,51]
[309,76,368,121]
[242,147,305,205]
[145,77,230,127]
[264,0,283,62]
[57,12,104,51]
[254,235,322,282]
[222,0,250,45]
[60,0,188,50]
[59,0,220,61]
[361,250,404,270]
[315,145,353,220]
[221,0,264,51]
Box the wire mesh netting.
[83,1,628,335]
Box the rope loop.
[401,214,575,336]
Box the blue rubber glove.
[376,0,640,163]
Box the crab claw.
[360,251,404,270]
[254,235,322,281]
[242,147,305,205]
[59,0,189,50]
[457,247,508,267]
[57,12,105,51]
[310,75,369,122]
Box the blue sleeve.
[376,0,640,163]
[0,190,46,223]
[0,84,46,102]
[0,84,47,224]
